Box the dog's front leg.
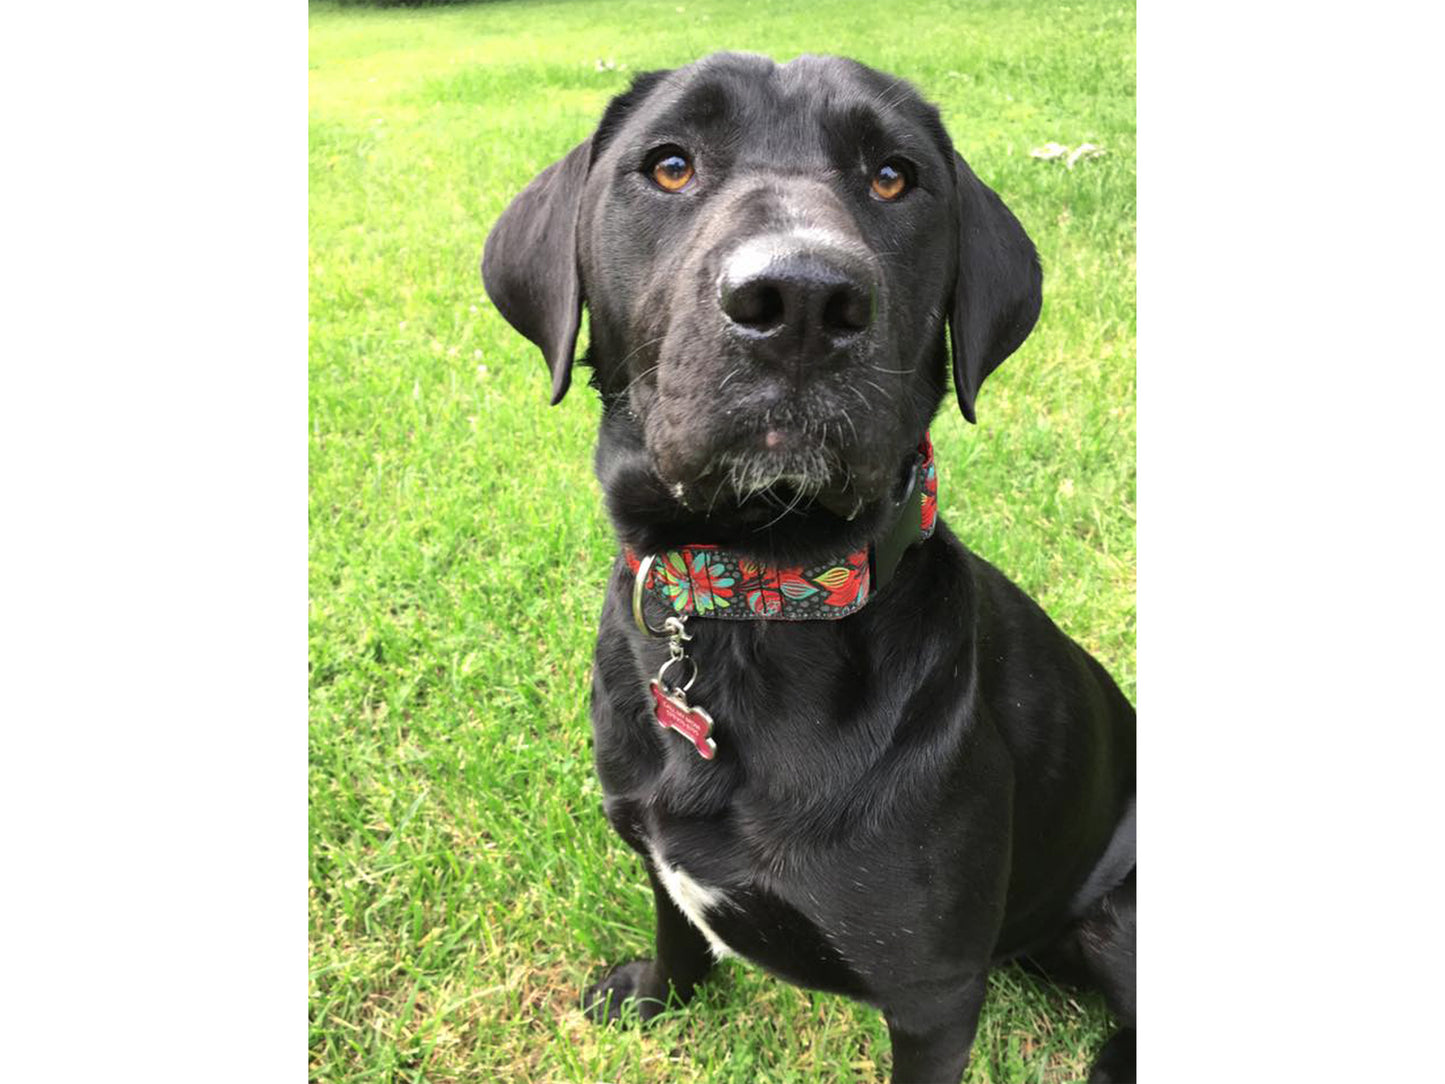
[581,863,716,1024]
[885,972,989,1084]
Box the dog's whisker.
[616,339,668,396]
[754,480,809,532]
[623,363,661,395]
[619,362,665,403]
[618,334,667,370]
[705,476,726,517]
[869,75,906,110]
[862,378,891,400]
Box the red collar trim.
[625,434,937,621]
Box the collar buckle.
[868,448,927,593]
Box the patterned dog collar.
[626,434,938,621]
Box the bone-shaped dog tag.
[649,679,717,760]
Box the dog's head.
[483,53,1040,552]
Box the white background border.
[4,2,1442,1080]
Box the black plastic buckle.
[868,450,926,593]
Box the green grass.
[308,1,1135,1080]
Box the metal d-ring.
[632,553,693,641]
[632,554,666,636]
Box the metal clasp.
[632,552,700,694]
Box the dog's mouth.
[641,363,920,533]
[665,424,908,527]
[685,478,862,532]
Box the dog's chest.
[598,623,924,994]
[647,845,871,997]
[648,841,737,959]
[638,789,885,998]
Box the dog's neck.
[604,413,939,622]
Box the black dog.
[483,53,1135,1084]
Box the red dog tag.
[649,679,717,760]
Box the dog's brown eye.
[651,152,695,192]
[871,161,908,201]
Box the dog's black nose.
[719,240,876,359]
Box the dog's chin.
[664,422,918,505]
[664,446,849,517]
[726,478,862,524]
[627,416,921,558]
[664,461,907,540]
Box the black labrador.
[482,53,1136,1084]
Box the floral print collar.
[626,434,938,622]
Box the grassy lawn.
[308,0,1135,1080]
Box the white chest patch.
[649,844,735,960]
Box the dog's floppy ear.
[482,140,592,405]
[482,70,671,405]
[948,153,1043,423]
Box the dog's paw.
[581,960,669,1025]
